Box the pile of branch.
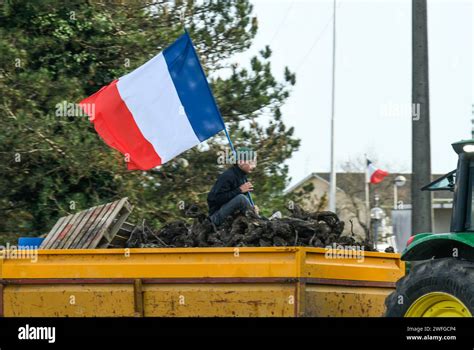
[126,204,377,251]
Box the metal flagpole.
[328,0,337,213]
[365,155,370,234]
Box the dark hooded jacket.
[207,165,247,215]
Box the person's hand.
[239,182,254,193]
[254,205,260,215]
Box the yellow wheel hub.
[405,292,472,317]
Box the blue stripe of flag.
[163,33,225,142]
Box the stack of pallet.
[40,198,133,249]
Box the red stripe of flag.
[370,169,389,184]
[367,159,389,184]
[79,80,162,170]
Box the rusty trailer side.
[0,247,404,317]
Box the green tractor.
[385,139,474,317]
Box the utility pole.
[412,0,433,234]
[328,0,337,213]
[471,104,474,139]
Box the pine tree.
[0,0,300,241]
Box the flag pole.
[328,0,337,213]
[365,154,370,238]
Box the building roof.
[284,172,345,194]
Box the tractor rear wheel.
[385,258,474,317]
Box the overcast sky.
[232,0,473,187]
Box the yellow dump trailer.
[0,247,404,317]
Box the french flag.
[366,159,389,184]
[79,32,225,170]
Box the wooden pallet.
[40,198,134,249]
[105,221,136,248]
